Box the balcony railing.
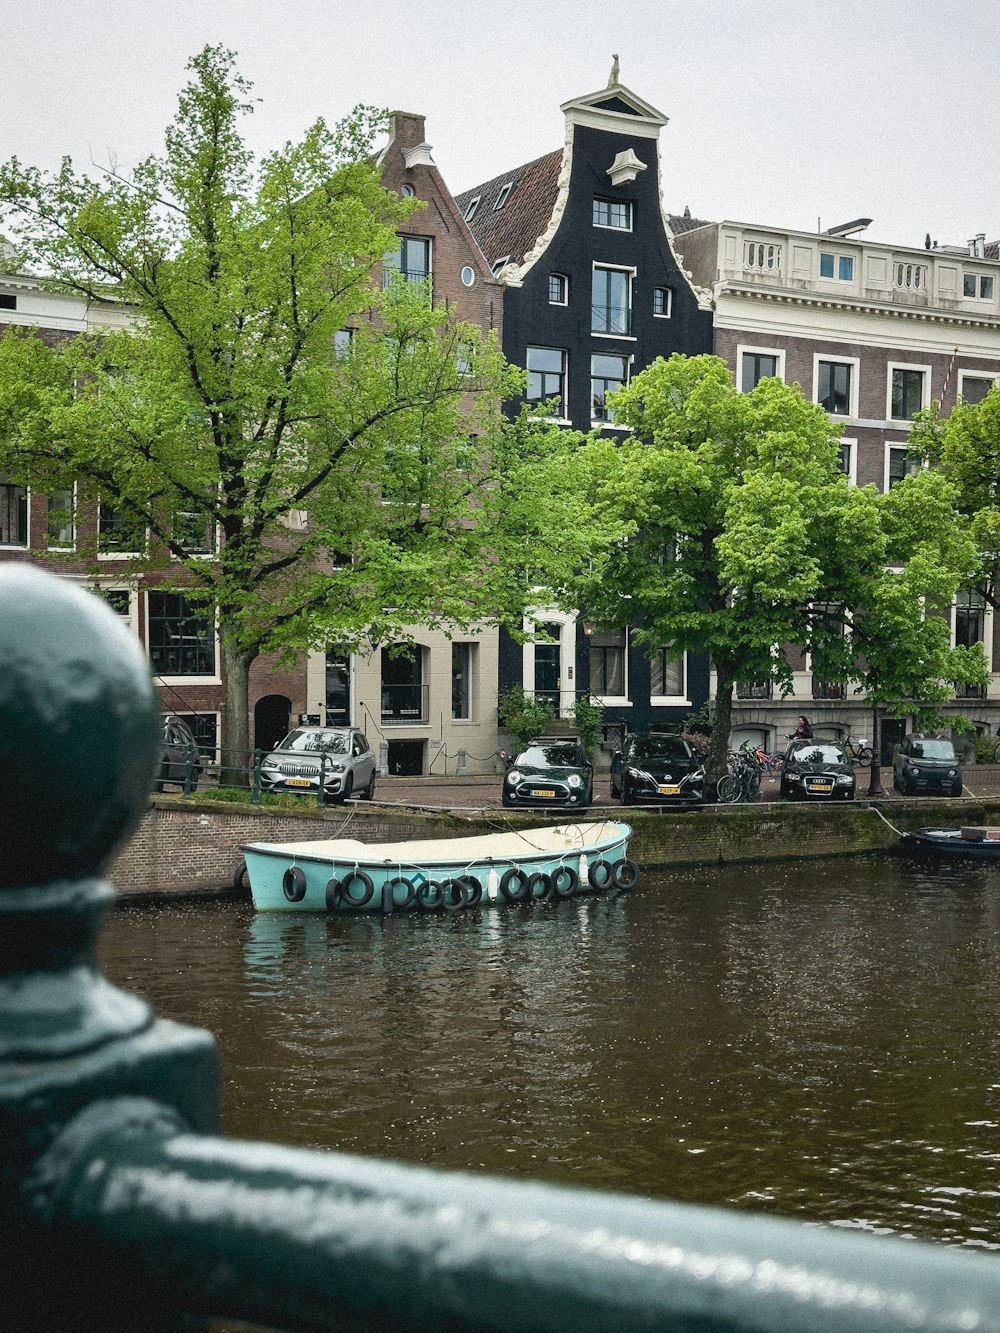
[812,678,847,700]
[955,681,986,699]
[591,305,633,335]
[736,681,772,700]
[381,682,429,724]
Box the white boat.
[242,819,637,912]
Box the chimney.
[391,111,427,149]
[977,233,986,258]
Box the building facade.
[456,78,714,752]
[672,219,1000,755]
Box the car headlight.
[507,769,523,784]
[911,766,920,775]
[261,758,280,771]
[836,775,853,785]
[568,774,583,788]
[947,768,957,777]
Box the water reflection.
[99,854,1000,1247]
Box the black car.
[501,742,593,810]
[156,713,201,792]
[780,740,856,800]
[893,734,963,797]
[610,733,706,806]
[258,726,377,803]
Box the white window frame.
[963,271,996,301]
[812,353,860,419]
[97,498,146,561]
[174,709,222,766]
[652,286,673,318]
[591,351,630,429]
[649,646,689,706]
[492,255,511,278]
[593,197,633,232]
[494,182,513,211]
[548,273,569,306]
[952,588,994,673]
[464,196,481,222]
[884,441,920,492]
[145,589,222,685]
[521,610,578,720]
[957,370,999,403]
[525,345,568,421]
[45,483,77,551]
[591,263,636,341]
[886,361,932,422]
[837,437,857,485]
[588,625,629,706]
[818,250,855,283]
[736,343,785,392]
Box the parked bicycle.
[842,736,874,766]
[717,747,762,803]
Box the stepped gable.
[455,149,563,269]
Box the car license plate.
[287,777,312,788]
[530,788,556,798]
[659,784,681,796]
[809,782,833,792]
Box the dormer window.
[492,255,511,278]
[494,182,513,210]
[464,195,481,222]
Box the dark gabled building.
[456,76,714,749]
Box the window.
[890,366,927,420]
[147,591,216,677]
[592,267,632,335]
[819,252,854,281]
[837,438,857,483]
[958,373,996,405]
[176,712,219,763]
[0,294,15,310]
[46,487,75,549]
[491,255,511,277]
[593,197,633,230]
[452,642,473,720]
[740,351,778,392]
[381,645,426,723]
[98,501,144,556]
[0,475,27,547]
[650,646,685,699]
[589,628,626,698]
[464,196,481,222]
[955,587,986,649]
[526,347,566,416]
[173,500,217,556]
[456,342,475,377]
[548,273,568,305]
[334,329,353,360]
[460,266,475,287]
[494,182,513,210]
[652,286,672,317]
[817,360,852,416]
[895,262,926,290]
[325,652,351,726]
[383,235,431,287]
[886,444,919,489]
[964,272,995,299]
[591,353,628,422]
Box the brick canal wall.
[109,795,1000,897]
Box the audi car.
[610,733,706,806]
[780,740,856,800]
[501,742,593,810]
[258,726,376,803]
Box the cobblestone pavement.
[370,765,1000,811]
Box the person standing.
[793,715,813,739]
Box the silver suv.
[258,726,376,804]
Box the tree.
[910,388,1000,610]
[0,47,547,774]
[558,354,983,780]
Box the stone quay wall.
[108,794,1000,898]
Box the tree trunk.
[866,701,885,797]
[707,669,735,785]
[220,632,259,788]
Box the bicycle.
[842,736,874,766]
[717,748,761,803]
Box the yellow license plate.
[659,784,681,795]
[810,782,833,792]
[531,788,556,798]
[287,777,312,788]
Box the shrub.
[497,686,556,749]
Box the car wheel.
[153,759,170,793]
[360,770,376,800]
[501,792,514,808]
[779,781,791,801]
[336,773,354,805]
[610,773,620,798]
[620,779,634,806]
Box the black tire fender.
[588,858,615,891]
[233,859,251,896]
[455,874,482,908]
[339,869,374,908]
[526,871,553,902]
[282,865,307,903]
[551,865,578,899]
[499,867,530,902]
[613,858,641,891]
[385,875,417,910]
[418,879,445,911]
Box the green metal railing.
[4,562,1000,1332]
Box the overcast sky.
[4,0,997,251]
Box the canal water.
[99,853,1000,1250]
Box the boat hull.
[243,820,633,912]
[900,828,1000,860]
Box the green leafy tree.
[559,354,983,781]
[910,388,1000,610]
[0,47,554,773]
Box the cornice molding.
[724,283,1000,331]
